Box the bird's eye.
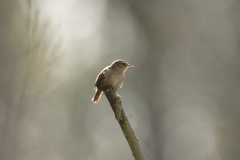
[122,63,125,65]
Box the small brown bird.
[92,60,134,103]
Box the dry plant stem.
[104,89,146,160]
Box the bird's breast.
[103,71,124,90]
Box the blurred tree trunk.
[122,1,172,159]
[0,1,61,159]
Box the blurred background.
[1,0,240,160]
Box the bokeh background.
[1,0,240,160]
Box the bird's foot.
[116,93,121,98]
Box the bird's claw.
[116,93,121,98]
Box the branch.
[104,89,146,160]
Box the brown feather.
[92,88,103,103]
[95,67,107,87]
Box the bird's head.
[111,60,134,71]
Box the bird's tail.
[92,88,103,103]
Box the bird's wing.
[95,67,108,88]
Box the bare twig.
[104,89,146,160]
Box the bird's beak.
[127,64,135,68]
